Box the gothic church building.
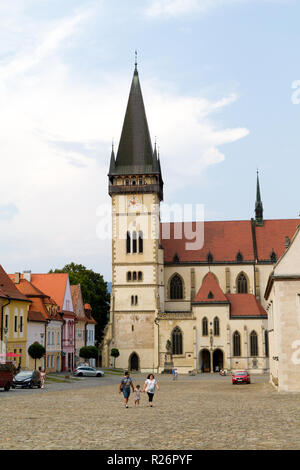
[101,64,299,374]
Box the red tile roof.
[226,294,267,318]
[255,219,299,261]
[0,266,30,302]
[29,273,69,311]
[70,285,81,312]
[193,272,228,303]
[28,310,47,322]
[161,219,299,263]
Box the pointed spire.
[111,63,156,175]
[109,142,116,174]
[255,170,264,225]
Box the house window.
[233,331,241,356]
[270,251,277,263]
[5,313,9,331]
[57,332,60,346]
[208,291,214,299]
[170,274,183,299]
[139,178,143,185]
[14,314,18,333]
[19,316,23,334]
[250,331,258,356]
[213,317,220,336]
[202,317,208,336]
[237,273,248,293]
[52,332,55,346]
[172,327,183,355]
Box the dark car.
[232,370,251,385]
[13,370,41,389]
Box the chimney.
[14,272,20,284]
[23,270,31,282]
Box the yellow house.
[0,268,30,369]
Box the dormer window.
[208,291,214,299]
[270,250,277,263]
[207,252,213,263]
[236,251,243,262]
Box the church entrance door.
[129,352,139,371]
[200,349,211,373]
[213,349,224,372]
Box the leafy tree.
[110,348,120,368]
[50,263,110,345]
[79,346,99,365]
[79,346,90,361]
[28,342,46,370]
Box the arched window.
[135,295,138,305]
[133,272,137,281]
[131,295,134,305]
[202,317,208,336]
[214,317,220,336]
[170,274,183,299]
[172,327,183,355]
[237,273,248,293]
[138,231,143,253]
[127,272,132,281]
[233,331,241,356]
[132,180,136,186]
[126,231,131,254]
[138,271,142,281]
[132,231,137,253]
[250,331,258,356]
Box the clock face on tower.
[128,196,142,212]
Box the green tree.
[79,346,90,362]
[50,263,110,345]
[79,346,99,365]
[110,348,120,368]
[28,342,46,370]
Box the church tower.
[108,62,164,372]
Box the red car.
[232,370,251,385]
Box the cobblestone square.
[0,374,299,450]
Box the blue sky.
[0,0,299,281]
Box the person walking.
[143,374,159,407]
[38,367,46,389]
[119,371,134,408]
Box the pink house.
[29,273,76,371]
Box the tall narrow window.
[138,271,142,281]
[133,272,137,281]
[237,273,248,293]
[250,331,258,356]
[135,296,138,305]
[172,327,183,355]
[213,317,220,336]
[14,315,18,333]
[138,231,143,253]
[132,231,137,253]
[131,296,134,305]
[202,317,208,336]
[170,274,183,299]
[265,330,269,358]
[126,231,131,254]
[19,316,23,334]
[233,331,241,356]
[127,272,132,281]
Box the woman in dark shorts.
[119,371,134,408]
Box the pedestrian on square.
[38,367,46,389]
[134,384,141,406]
[119,371,134,408]
[143,374,159,407]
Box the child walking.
[134,384,141,406]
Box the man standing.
[119,371,134,408]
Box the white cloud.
[0,4,248,278]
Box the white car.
[73,366,104,377]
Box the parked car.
[13,370,41,389]
[73,366,104,377]
[232,370,251,385]
[0,363,15,391]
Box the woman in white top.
[143,374,159,407]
